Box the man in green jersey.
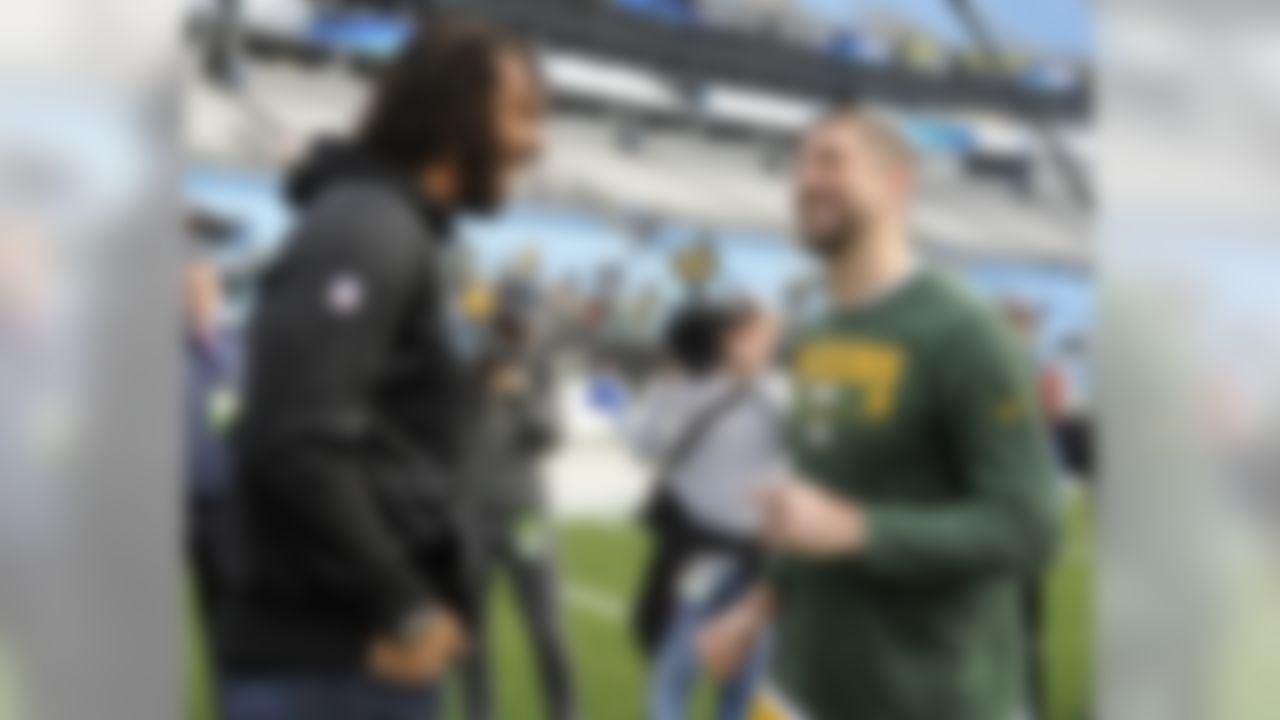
[698,109,1060,720]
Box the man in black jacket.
[219,17,546,720]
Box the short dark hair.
[664,300,764,376]
[665,304,724,376]
[359,16,535,207]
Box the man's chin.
[804,232,851,260]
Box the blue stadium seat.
[613,0,700,27]
[307,11,413,59]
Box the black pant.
[460,520,577,720]
[632,496,759,661]
[221,675,441,720]
[633,530,688,661]
[189,496,232,617]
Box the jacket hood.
[284,139,396,209]
[285,139,456,238]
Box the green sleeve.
[764,552,792,593]
[859,315,1060,580]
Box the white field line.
[564,581,626,623]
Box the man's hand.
[697,586,772,681]
[758,481,868,558]
[368,608,468,686]
[490,366,528,396]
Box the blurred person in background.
[629,302,725,657]
[1053,332,1094,481]
[183,251,242,619]
[545,275,587,358]
[1001,298,1062,720]
[626,300,786,720]
[615,285,667,381]
[1003,301,1068,443]
[497,245,544,313]
[457,304,577,720]
[1004,301,1094,486]
[698,109,1059,720]
[218,16,545,720]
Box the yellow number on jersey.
[795,340,906,422]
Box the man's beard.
[457,138,503,214]
[805,211,867,260]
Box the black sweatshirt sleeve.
[239,191,431,634]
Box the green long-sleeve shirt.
[770,269,1060,720]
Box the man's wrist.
[743,585,776,623]
[840,501,870,555]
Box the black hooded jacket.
[220,142,474,671]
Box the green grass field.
[187,490,1093,720]
[441,489,1094,720]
